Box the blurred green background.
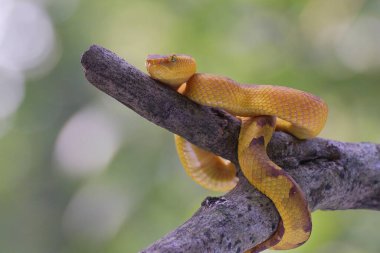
[0,0,379,252]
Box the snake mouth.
[146,54,193,65]
[146,55,170,69]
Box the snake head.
[146,54,196,89]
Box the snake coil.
[146,54,328,253]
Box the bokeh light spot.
[0,67,24,120]
[0,1,56,73]
[54,106,122,177]
[335,17,380,72]
[62,184,129,243]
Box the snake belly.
[146,55,328,252]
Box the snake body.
[146,54,328,252]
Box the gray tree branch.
[81,45,380,253]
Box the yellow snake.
[146,54,328,253]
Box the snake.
[145,54,328,252]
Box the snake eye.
[170,55,177,62]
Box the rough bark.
[81,45,380,253]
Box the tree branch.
[81,45,380,253]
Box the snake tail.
[239,116,311,252]
[247,220,285,253]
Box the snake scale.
[146,54,328,253]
